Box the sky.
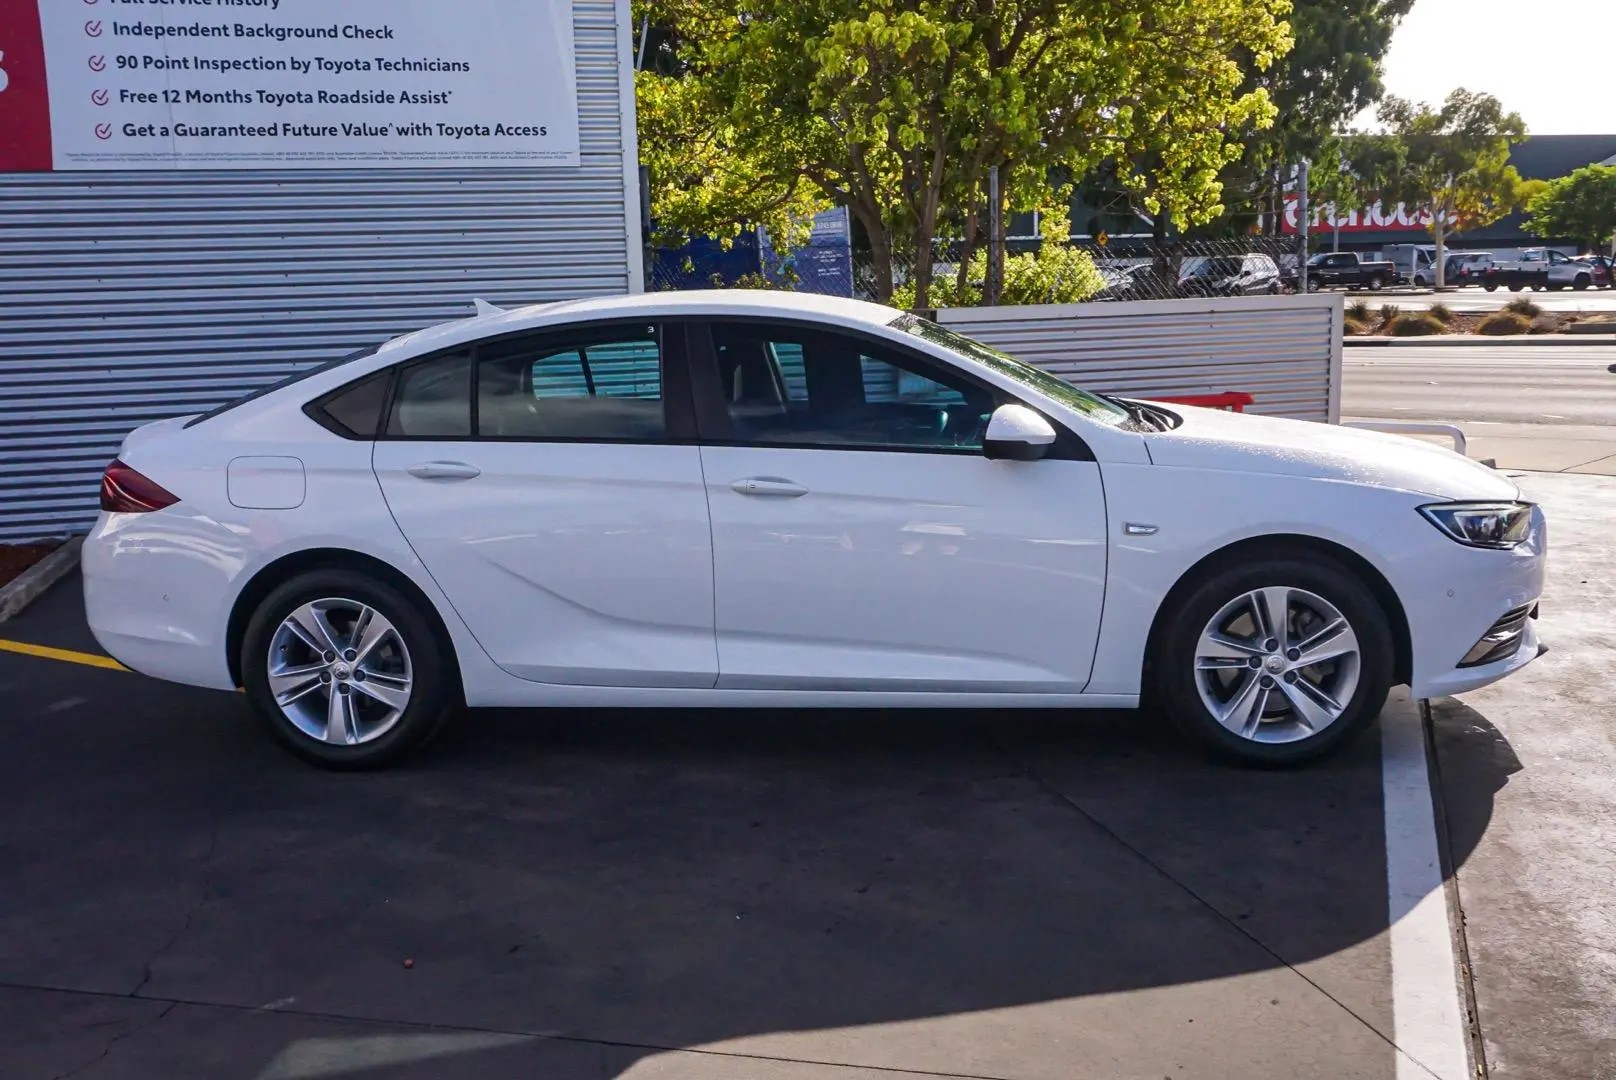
[1366,0,1613,135]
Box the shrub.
[1477,310,1533,335]
[1503,296,1543,317]
[1377,303,1401,325]
[1427,301,1456,324]
[1346,299,1372,322]
[1386,312,1444,336]
[895,244,1106,309]
[1343,314,1373,336]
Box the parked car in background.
[1305,251,1400,291]
[1384,244,1439,287]
[1091,263,1180,302]
[1483,247,1595,292]
[1571,255,1613,289]
[1447,252,1497,287]
[1179,254,1283,296]
[82,291,1545,770]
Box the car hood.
[1142,406,1520,501]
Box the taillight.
[100,460,180,514]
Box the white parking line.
[1383,699,1472,1080]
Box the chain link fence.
[647,236,1304,307]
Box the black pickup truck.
[1303,251,1401,292]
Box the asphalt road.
[1343,345,1616,426]
[1342,344,1616,473]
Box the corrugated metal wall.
[0,0,639,542]
[938,294,1343,424]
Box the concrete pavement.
[1343,344,1616,472]
[1430,471,1616,1080]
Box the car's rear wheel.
[1573,274,1591,291]
[242,569,454,769]
[1367,275,1384,291]
[1154,554,1394,766]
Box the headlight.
[1419,502,1534,548]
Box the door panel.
[702,446,1107,690]
[372,325,717,688]
[693,319,1108,692]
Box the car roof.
[376,289,901,358]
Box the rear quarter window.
[305,370,392,439]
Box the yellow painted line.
[0,639,130,672]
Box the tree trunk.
[867,223,895,305]
[956,209,979,298]
[1432,215,1446,290]
[1151,212,1171,282]
[913,230,934,310]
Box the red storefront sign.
[1282,197,1436,234]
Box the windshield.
[1306,253,1331,266]
[889,314,1134,428]
[183,343,381,429]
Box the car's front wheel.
[1154,553,1394,766]
[242,570,455,768]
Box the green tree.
[1526,165,1616,253]
[1373,89,1528,287]
[635,0,1290,306]
[1228,0,1414,233]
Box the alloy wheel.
[1193,586,1361,744]
[266,597,414,746]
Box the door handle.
[731,477,809,498]
[407,461,482,481]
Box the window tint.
[477,326,664,440]
[709,323,996,450]
[387,352,472,438]
[310,370,391,438]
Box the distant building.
[1284,134,1616,253]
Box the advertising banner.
[0,0,581,170]
[1282,197,1436,234]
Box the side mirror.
[983,404,1057,462]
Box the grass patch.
[1386,312,1444,336]
[1343,314,1373,336]
[1378,303,1402,326]
[1503,296,1543,317]
[1346,299,1373,322]
[1427,301,1456,324]
[1478,310,1533,335]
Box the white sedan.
[83,292,1545,768]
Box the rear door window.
[386,352,473,438]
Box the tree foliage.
[1368,89,1528,286]
[1229,0,1413,232]
[634,0,1291,305]
[1526,165,1616,250]
[893,205,1106,308]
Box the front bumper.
[1405,505,1546,700]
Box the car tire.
[1153,552,1394,767]
[1484,283,1498,292]
[1306,280,1321,293]
[1368,275,1384,291]
[1573,274,1591,291]
[1508,283,1523,292]
[242,569,456,769]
